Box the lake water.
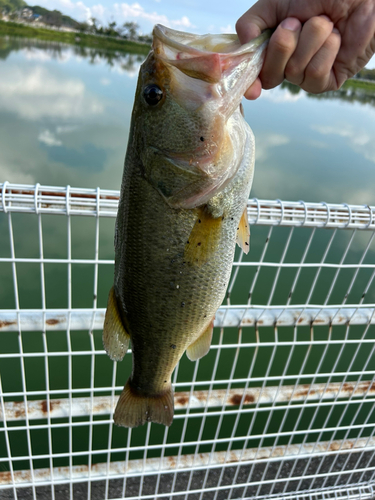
[1,37,375,203]
[1,36,375,475]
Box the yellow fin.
[114,379,174,428]
[184,208,223,266]
[103,286,130,362]
[236,208,250,254]
[186,319,214,361]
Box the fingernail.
[332,27,340,34]
[280,18,300,32]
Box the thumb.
[236,0,278,44]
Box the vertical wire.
[241,326,280,492]
[105,362,117,500]
[86,324,96,500]
[209,329,243,500]
[267,227,295,306]
[121,428,132,498]
[0,374,17,499]
[286,228,316,305]
[248,226,273,305]
[305,229,337,306]
[261,324,309,498]
[182,328,224,500]
[0,195,17,499]
[253,320,306,498]
[38,211,55,500]
[300,325,350,492]
[228,326,261,499]
[281,324,330,494]
[65,188,74,500]
[153,424,169,497]
[323,230,357,306]
[138,422,152,498]
[87,192,101,498]
[8,211,37,500]
[170,359,200,497]
[340,231,375,307]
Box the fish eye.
[143,84,163,106]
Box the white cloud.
[91,3,106,20]
[260,86,305,103]
[0,66,104,120]
[24,49,52,62]
[255,133,290,162]
[220,24,233,34]
[100,77,111,86]
[38,130,63,147]
[311,123,375,164]
[113,2,194,29]
[56,125,79,134]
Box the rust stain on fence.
[0,321,16,329]
[1,437,375,486]
[45,319,60,326]
[2,381,374,422]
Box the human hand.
[236,0,375,99]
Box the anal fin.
[236,207,250,254]
[186,319,214,361]
[103,286,130,362]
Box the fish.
[103,24,270,428]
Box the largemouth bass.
[103,24,270,428]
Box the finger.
[285,15,334,86]
[236,0,279,44]
[244,78,262,100]
[258,17,302,90]
[301,29,341,93]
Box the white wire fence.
[1,182,375,500]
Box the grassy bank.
[0,20,150,54]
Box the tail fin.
[114,379,174,428]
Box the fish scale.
[103,24,270,427]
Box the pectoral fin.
[236,207,250,254]
[186,319,214,361]
[184,208,223,266]
[103,287,130,362]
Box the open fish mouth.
[152,24,271,84]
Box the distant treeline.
[0,0,152,44]
[356,68,375,81]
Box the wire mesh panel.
[1,182,375,500]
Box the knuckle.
[285,59,301,80]
[271,36,295,55]
[305,63,326,82]
[307,16,332,36]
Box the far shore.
[0,20,151,54]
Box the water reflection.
[282,80,375,107]
[0,35,375,206]
[0,36,146,72]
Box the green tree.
[122,21,139,40]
